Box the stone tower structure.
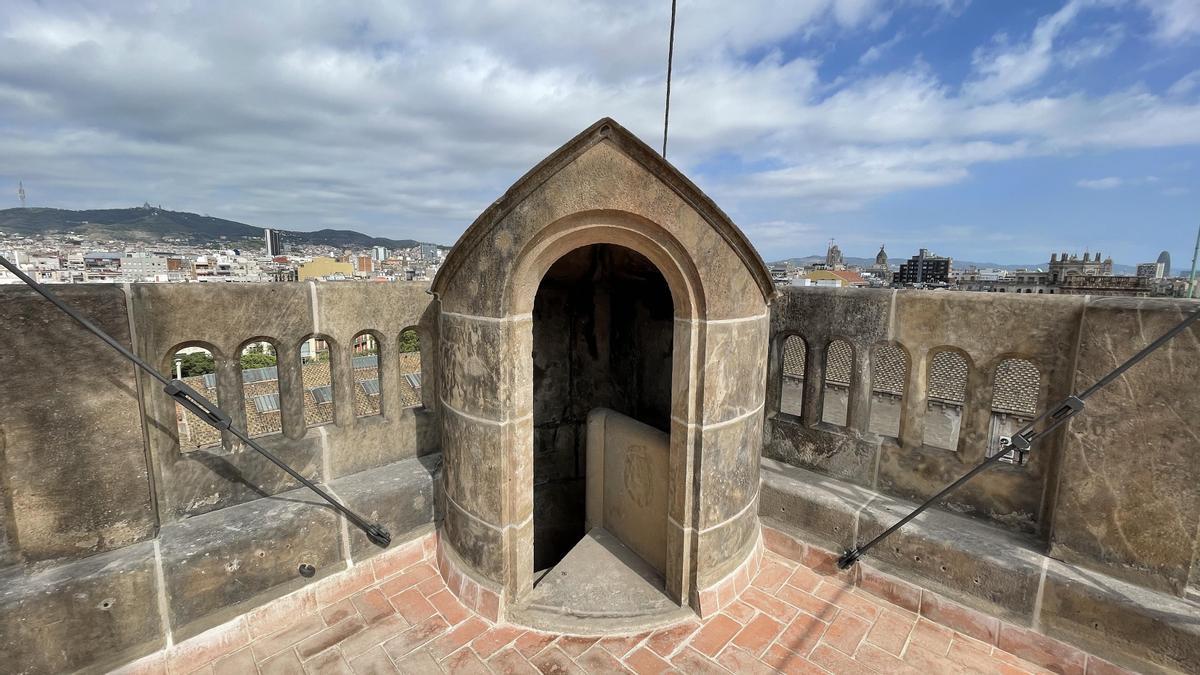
[430,118,775,619]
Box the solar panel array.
[252,393,280,413]
[359,379,380,396]
[352,355,378,370]
[309,385,334,405]
[242,366,278,383]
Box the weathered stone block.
[876,440,1040,535]
[695,497,758,588]
[504,513,534,599]
[770,287,892,348]
[586,409,670,574]
[0,541,162,674]
[159,433,323,519]
[698,412,762,529]
[159,487,343,639]
[327,453,441,560]
[665,519,691,603]
[311,281,431,340]
[325,407,439,478]
[440,405,505,526]
[130,282,314,358]
[759,458,866,549]
[763,416,879,486]
[443,497,504,584]
[667,418,699,525]
[438,313,512,421]
[855,493,1043,622]
[702,316,769,426]
[506,416,535,525]
[1051,298,1200,596]
[1040,558,1200,674]
[0,286,156,561]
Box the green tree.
[178,352,215,377]
[240,352,277,370]
[399,329,420,353]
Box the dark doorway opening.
[531,244,674,573]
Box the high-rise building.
[264,228,283,257]
[372,245,389,262]
[894,248,952,285]
[1157,250,1171,276]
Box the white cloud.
[727,140,1028,210]
[1059,24,1125,67]
[0,0,1196,252]
[1077,177,1123,189]
[1138,0,1200,43]
[1168,69,1200,97]
[964,0,1085,100]
[1076,175,1163,189]
[741,220,823,251]
[859,31,906,65]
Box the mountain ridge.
[0,206,445,250]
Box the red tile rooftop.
[112,527,1135,675]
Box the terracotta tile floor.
[153,542,1134,674]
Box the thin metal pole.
[0,254,391,547]
[1188,222,1199,299]
[662,0,677,158]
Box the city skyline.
[1,202,1188,275]
[1,1,1198,267]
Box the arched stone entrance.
[431,119,775,624]
[528,243,675,574]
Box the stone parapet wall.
[2,272,1196,672]
[765,286,1200,602]
[0,282,443,673]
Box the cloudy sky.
[1,1,1198,267]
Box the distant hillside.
[769,255,1142,276]
[0,206,442,250]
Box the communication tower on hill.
[18,180,26,207]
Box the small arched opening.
[169,343,221,450]
[779,335,807,417]
[822,339,854,426]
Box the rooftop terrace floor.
[113,528,1134,675]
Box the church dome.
[875,245,888,265]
